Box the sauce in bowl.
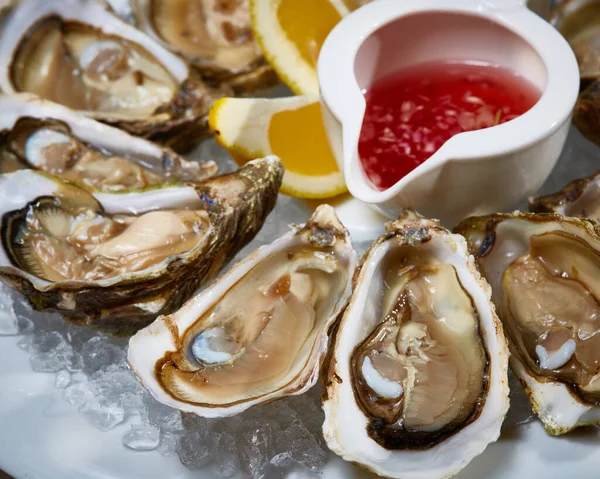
[358,62,542,190]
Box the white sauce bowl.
[318,0,579,226]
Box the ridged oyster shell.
[128,205,356,417]
[529,169,600,222]
[0,0,227,152]
[128,0,278,95]
[550,0,600,146]
[550,0,600,85]
[323,211,509,479]
[0,93,218,191]
[455,212,600,434]
[0,156,283,335]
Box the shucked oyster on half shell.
[0,93,217,192]
[550,1,600,146]
[455,212,600,434]
[128,205,356,417]
[128,0,278,95]
[529,169,600,222]
[0,0,228,152]
[551,0,600,86]
[0,156,283,335]
[323,211,509,479]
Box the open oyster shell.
[0,0,227,152]
[128,0,278,95]
[550,1,600,146]
[128,205,356,417]
[323,211,509,479]
[0,156,283,335]
[529,169,600,222]
[573,81,600,146]
[455,212,600,434]
[551,0,600,85]
[0,93,217,191]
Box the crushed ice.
[3,158,333,477]
[0,179,537,477]
[9,285,330,477]
[0,283,18,335]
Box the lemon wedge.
[250,0,354,95]
[209,95,347,199]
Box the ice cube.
[122,424,160,451]
[28,331,82,372]
[89,364,140,400]
[180,412,213,436]
[157,432,180,457]
[16,336,31,352]
[270,452,294,468]
[55,370,71,390]
[81,336,125,373]
[145,397,183,432]
[120,392,147,417]
[0,286,17,335]
[17,315,34,334]
[216,435,240,478]
[239,428,271,477]
[63,381,94,409]
[284,420,328,470]
[178,431,212,469]
[80,401,125,432]
[30,352,64,372]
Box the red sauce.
[358,62,542,190]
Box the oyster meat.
[456,212,600,434]
[323,211,509,479]
[529,169,600,222]
[0,0,227,152]
[0,156,283,335]
[129,0,278,94]
[128,205,356,417]
[0,93,217,191]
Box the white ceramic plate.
[2,127,600,479]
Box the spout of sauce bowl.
[318,0,579,226]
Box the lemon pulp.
[268,103,339,176]
[276,0,343,67]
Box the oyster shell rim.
[0,155,284,335]
[0,0,226,152]
[0,0,189,92]
[0,92,219,192]
[528,170,600,217]
[127,204,358,418]
[322,211,510,479]
[454,210,600,435]
[0,170,213,290]
[130,0,278,93]
[549,0,600,84]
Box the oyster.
[455,212,600,434]
[551,0,600,85]
[323,211,509,479]
[0,93,217,191]
[128,0,278,95]
[0,0,227,152]
[128,205,356,417]
[550,1,600,146]
[573,80,600,146]
[529,169,600,221]
[0,156,283,335]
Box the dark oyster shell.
[0,157,284,336]
[529,170,600,221]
